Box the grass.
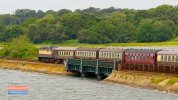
[34,39,178,48]
[167,78,177,85]
[1,39,178,49]
[151,77,164,84]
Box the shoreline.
[1,59,178,94]
[105,70,178,94]
[0,59,71,75]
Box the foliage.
[0,36,38,59]
[0,5,178,44]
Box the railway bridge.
[66,58,116,79]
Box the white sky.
[0,0,177,14]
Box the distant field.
[1,40,178,49]
[35,39,178,48]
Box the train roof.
[76,48,101,51]
[125,49,160,54]
[99,48,125,53]
[157,50,178,55]
[53,47,78,51]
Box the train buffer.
[65,58,116,80]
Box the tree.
[153,20,175,41]
[57,9,72,16]
[61,12,82,39]
[36,10,45,18]
[15,9,36,22]
[0,14,18,25]
[137,19,155,42]
[147,5,174,20]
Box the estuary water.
[0,69,178,100]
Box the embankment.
[105,70,178,94]
[0,59,71,75]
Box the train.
[38,46,178,74]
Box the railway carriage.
[124,49,160,71]
[99,48,125,70]
[99,48,124,61]
[75,48,101,59]
[53,47,78,63]
[157,50,178,73]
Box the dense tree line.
[0,5,178,44]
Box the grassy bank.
[1,40,178,49]
[0,59,71,75]
[35,40,178,48]
[105,71,178,94]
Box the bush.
[0,35,38,59]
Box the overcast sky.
[0,0,177,14]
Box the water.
[0,69,178,100]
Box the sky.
[0,0,177,14]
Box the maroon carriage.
[125,49,159,65]
[124,49,160,71]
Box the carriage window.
[87,52,88,57]
[161,55,163,61]
[88,52,90,57]
[165,56,167,62]
[168,56,171,62]
[129,55,131,60]
[176,56,178,62]
[171,56,173,62]
[119,53,121,59]
[174,56,176,62]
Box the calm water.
[0,69,178,100]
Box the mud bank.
[0,59,71,75]
[105,70,178,94]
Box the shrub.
[0,35,38,59]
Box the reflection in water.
[0,69,178,100]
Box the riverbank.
[0,59,71,75]
[105,70,178,94]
